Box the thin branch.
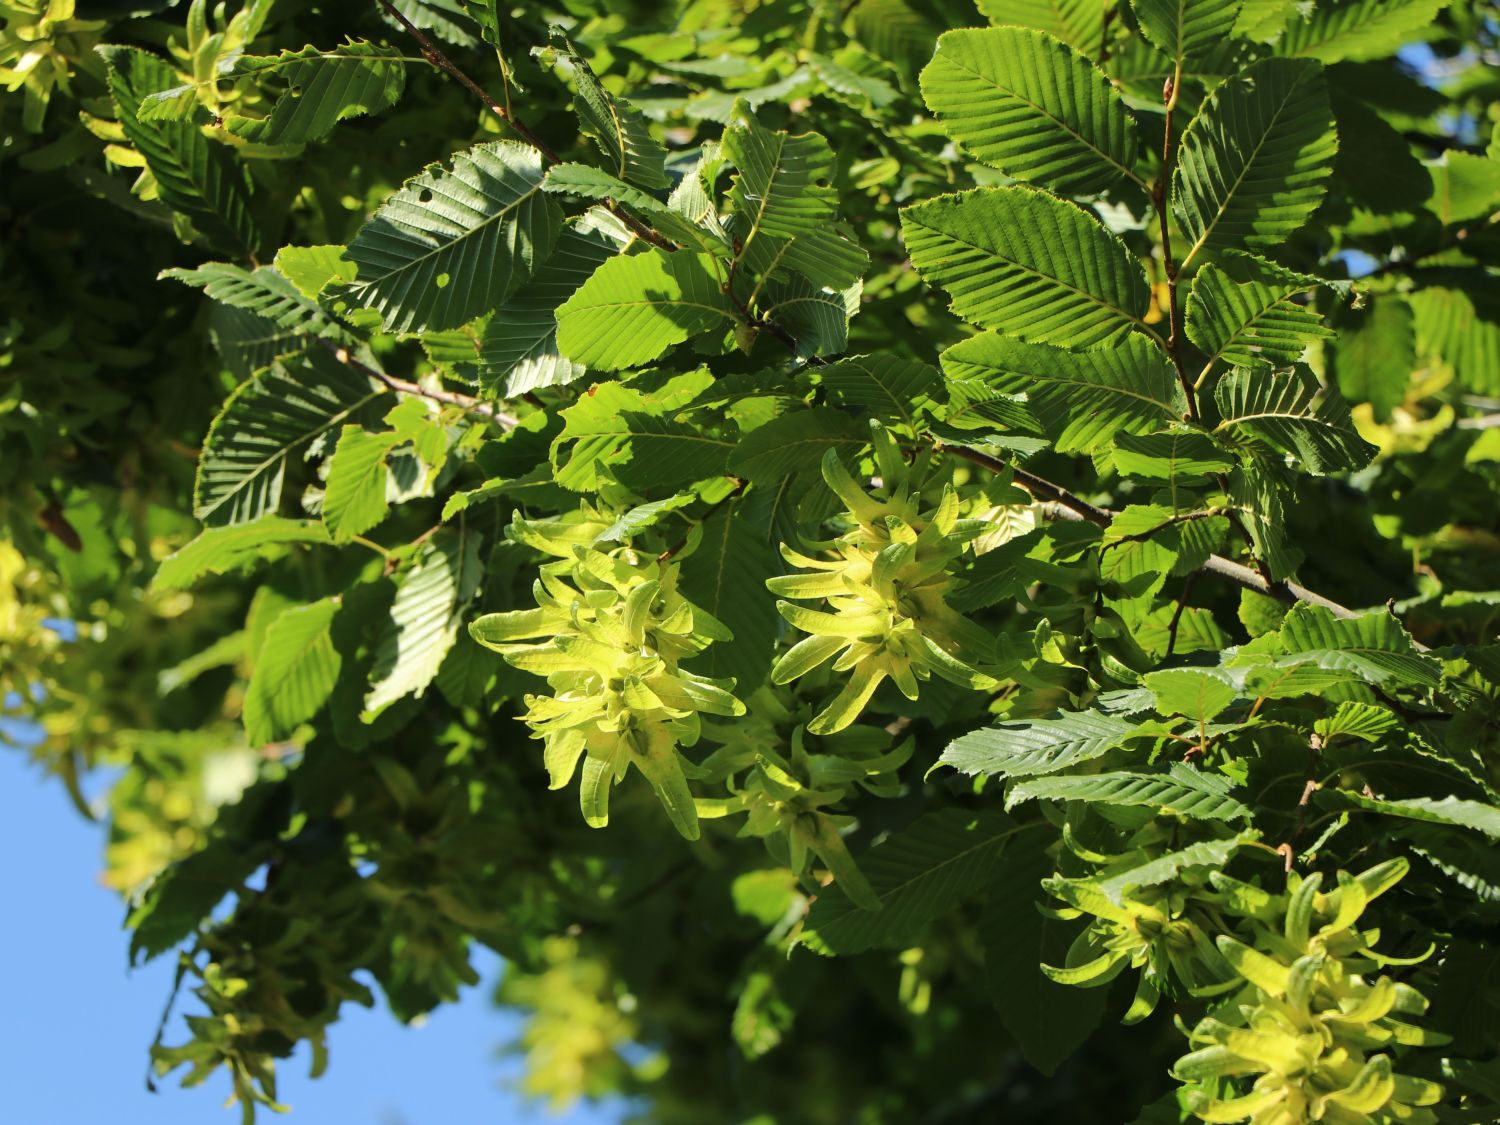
[324,342,519,429]
[1165,571,1200,656]
[373,0,673,251]
[945,441,1366,621]
[1152,67,1198,424]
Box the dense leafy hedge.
[4,0,1500,1121]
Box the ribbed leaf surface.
[336,140,558,333]
[1008,764,1251,820]
[195,351,382,526]
[1318,792,1500,840]
[814,355,944,427]
[803,809,1021,955]
[218,41,407,144]
[477,223,620,396]
[902,187,1150,345]
[729,409,866,483]
[1328,294,1413,421]
[542,163,717,251]
[920,27,1140,195]
[978,0,1101,52]
[1275,604,1441,688]
[738,223,869,292]
[1280,0,1449,64]
[1174,57,1337,265]
[941,332,1183,452]
[364,528,482,716]
[1185,252,1333,368]
[941,711,1140,778]
[162,262,345,340]
[321,426,397,542]
[678,498,782,692]
[1410,286,1500,395]
[760,275,858,359]
[724,108,838,244]
[1213,367,1374,473]
[555,249,735,370]
[153,518,332,591]
[100,46,259,254]
[1131,0,1243,66]
[548,36,668,190]
[244,599,341,744]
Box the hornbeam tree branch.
[944,442,1363,622]
[321,341,519,429]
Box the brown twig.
[1152,68,1197,424]
[373,0,673,251]
[1165,571,1200,656]
[943,441,1369,622]
[324,341,519,429]
[659,479,746,562]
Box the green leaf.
[982,836,1108,1075]
[321,426,397,542]
[99,45,259,254]
[723,105,838,254]
[920,27,1141,195]
[1094,835,1246,903]
[1280,0,1451,65]
[1411,286,1500,396]
[162,262,347,341]
[1273,604,1441,688]
[1143,667,1236,722]
[942,332,1183,453]
[977,0,1102,53]
[334,140,559,334]
[802,809,1025,955]
[364,527,482,717]
[737,223,870,293]
[477,221,621,396]
[942,710,1142,778]
[1173,57,1337,266]
[1185,252,1335,369]
[195,351,382,526]
[546,35,668,190]
[555,249,736,370]
[153,518,333,591]
[1008,763,1251,820]
[244,598,341,745]
[1328,294,1413,422]
[216,41,407,145]
[760,275,859,359]
[1112,430,1235,480]
[902,186,1150,346]
[275,244,357,299]
[1131,0,1243,67]
[1318,792,1500,841]
[1225,461,1302,581]
[553,380,734,491]
[729,409,866,484]
[678,496,782,693]
[1425,152,1500,225]
[813,355,945,428]
[542,163,718,251]
[1213,367,1375,474]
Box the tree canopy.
[3,0,1500,1121]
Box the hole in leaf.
[289,84,303,98]
[435,272,450,289]
[418,189,432,203]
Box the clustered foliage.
[3,0,1500,1122]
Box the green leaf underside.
[478,222,621,396]
[153,518,333,591]
[902,187,1150,346]
[195,352,382,526]
[244,599,342,744]
[1173,57,1337,264]
[941,711,1141,779]
[942,331,1184,452]
[100,45,259,253]
[335,140,558,334]
[364,528,481,717]
[1185,252,1334,368]
[1132,0,1244,66]
[920,27,1140,195]
[551,37,669,190]
[1008,764,1251,820]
